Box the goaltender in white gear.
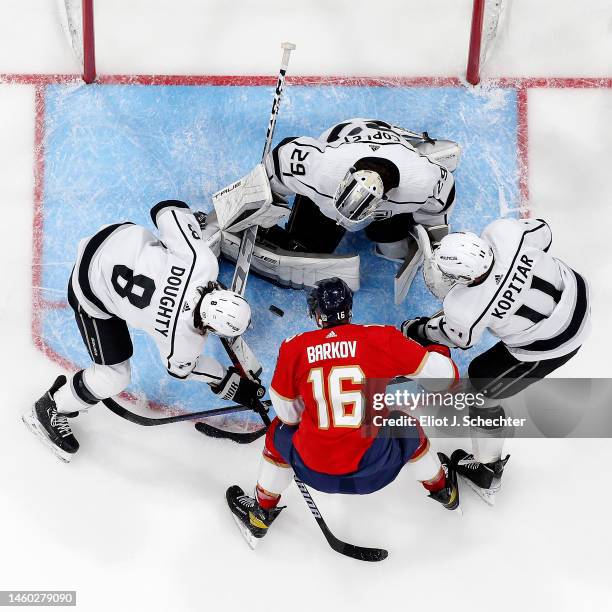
[267,117,458,229]
[211,118,461,294]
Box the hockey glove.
[193,211,207,230]
[212,367,265,407]
[401,317,432,345]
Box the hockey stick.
[197,43,295,441]
[293,477,388,562]
[193,421,266,444]
[238,399,388,561]
[102,396,270,427]
[231,42,296,296]
[212,360,389,561]
[190,335,271,441]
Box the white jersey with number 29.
[265,117,455,229]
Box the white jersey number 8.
[307,366,365,429]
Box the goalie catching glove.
[211,366,266,406]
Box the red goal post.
[58,0,96,83]
[60,0,504,86]
[466,0,510,85]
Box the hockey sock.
[421,467,446,493]
[54,371,95,414]
[256,484,281,510]
[470,403,506,464]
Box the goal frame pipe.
[82,0,96,83]
[466,0,485,85]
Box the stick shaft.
[231,43,295,294]
[261,45,295,160]
[102,396,269,426]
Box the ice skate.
[428,453,461,513]
[451,449,509,506]
[23,376,79,463]
[226,485,284,549]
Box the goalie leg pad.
[375,238,411,263]
[394,234,423,305]
[221,230,360,291]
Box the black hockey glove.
[400,317,432,346]
[212,367,265,407]
[193,211,207,230]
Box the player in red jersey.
[226,278,460,547]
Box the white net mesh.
[479,0,511,73]
[56,0,83,67]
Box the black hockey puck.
[269,305,284,317]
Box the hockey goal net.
[56,0,506,86]
[56,0,96,83]
[466,0,511,85]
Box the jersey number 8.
[307,366,365,429]
[111,265,156,309]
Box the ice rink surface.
[40,83,517,411]
[1,1,611,611]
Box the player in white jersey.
[216,118,460,293]
[401,217,591,502]
[24,201,263,462]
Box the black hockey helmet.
[307,277,353,328]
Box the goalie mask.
[197,287,251,337]
[434,232,494,284]
[333,168,385,232]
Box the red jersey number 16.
[307,365,365,429]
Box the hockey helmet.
[333,168,385,231]
[433,232,494,284]
[198,288,251,337]
[307,277,353,327]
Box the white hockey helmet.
[198,289,251,337]
[333,168,385,231]
[433,232,494,284]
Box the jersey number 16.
[307,366,365,429]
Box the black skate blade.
[195,421,266,444]
[22,409,73,464]
[230,512,259,550]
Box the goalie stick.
[197,44,295,442]
[231,42,296,296]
